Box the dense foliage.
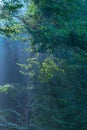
[0,0,87,130]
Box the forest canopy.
[0,0,87,130]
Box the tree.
[0,0,87,130]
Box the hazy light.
[0,0,3,6]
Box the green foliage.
[39,57,64,82]
[0,0,87,130]
[0,84,13,92]
[21,0,87,51]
